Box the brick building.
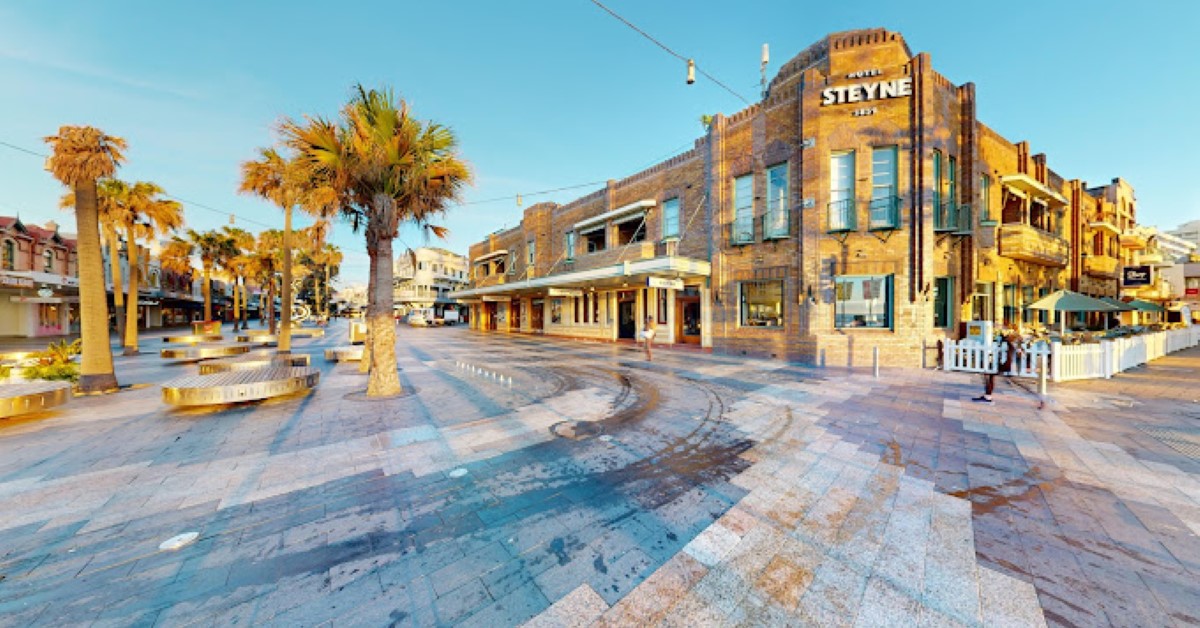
[451,28,1154,367]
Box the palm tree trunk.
[324,264,331,319]
[358,252,374,375]
[108,232,126,345]
[267,280,276,333]
[203,268,212,321]
[366,217,400,396]
[280,205,293,352]
[123,238,140,355]
[241,279,249,330]
[231,275,240,331]
[74,180,117,392]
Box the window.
[615,216,646,246]
[829,152,855,232]
[550,298,562,324]
[973,282,994,322]
[834,275,892,329]
[1038,287,1050,324]
[731,174,754,244]
[662,197,680,239]
[565,232,576,261]
[574,297,580,324]
[932,151,942,215]
[507,251,515,275]
[657,290,668,325]
[1022,286,1035,324]
[979,175,991,221]
[2,240,13,270]
[583,226,606,253]
[527,240,535,265]
[1003,284,1018,326]
[947,156,957,210]
[869,147,898,229]
[934,277,953,328]
[43,249,54,272]
[418,261,425,270]
[739,281,783,328]
[765,164,789,238]
[592,292,600,323]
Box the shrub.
[22,362,80,383]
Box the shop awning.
[573,199,655,231]
[1126,299,1166,313]
[474,249,508,263]
[1024,289,1120,313]
[449,255,709,299]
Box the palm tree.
[282,85,471,396]
[246,230,283,333]
[61,178,132,343]
[44,126,126,393]
[239,150,334,352]
[122,182,182,354]
[180,229,236,322]
[314,244,343,320]
[223,226,255,330]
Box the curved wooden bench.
[160,345,251,360]
[0,381,72,418]
[162,334,224,345]
[162,366,320,406]
[324,346,364,362]
[199,352,311,374]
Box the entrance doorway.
[675,286,701,345]
[530,299,544,332]
[511,300,522,331]
[617,290,636,339]
[483,302,497,331]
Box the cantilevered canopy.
[1125,299,1165,313]
[1025,289,1121,313]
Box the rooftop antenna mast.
[760,43,770,100]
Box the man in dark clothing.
[974,334,1016,403]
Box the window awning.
[573,199,656,231]
[999,174,1068,206]
[449,255,709,300]
[474,249,508,263]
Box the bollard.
[873,347,880,379]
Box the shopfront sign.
[1122,265,1152,287]
[821,76,912,106]
[1186,288,1199,296]
[547,288,583,298]
[10,296,64,304]
[646,277,684,291]
[0,275,34,288]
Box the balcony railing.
[934,201,972,233]
[868,196,901,231]
[1083,254,1120,278]
[999,223,1069,267]
[729,215,755,245]
[828,198,856,233]
[761,208,791,240]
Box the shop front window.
[835,275,892,329]
[972,282,994,322]
[550,298,562,324]
[739,281,783,328]
[934,277,953,328]
[2,240,13,270]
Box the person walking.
[974,333,1016,403]
[641,315,656,361]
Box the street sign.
[646,277,684,291]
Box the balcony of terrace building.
[1087,211,1121,237]
[998,223,1069,267]
[933,202,972,235]
[1120,228,1150,250]
[1082,253,1120,279]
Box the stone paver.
[1,321,1198,626]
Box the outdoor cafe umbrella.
[1100,297,1135,330]
[1024,289,1121,335]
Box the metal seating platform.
[324,346,364,362]
[162,366,320,406]
[288,328,326,338]
[199,352,311,374]
[236,334,277,344]
[162,334,224,345]
[0,381,72,418]
[160,345,251,360]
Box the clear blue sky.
[1,1,1197,284]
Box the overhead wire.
[586,0,751,105]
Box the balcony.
[828,199,856,233]
[1083,254,1120,278]
[1120,229,1149,249]
[761,208,792,240]
[1138,251,1171,267]
[1088,214,1120,236]
[729,215,755,246]
[934,202,972,234]
[998,223,1069,267]
[868,196,901,231]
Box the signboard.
[481,295,511,302]
[10,296,64,304]
[1186,288,1199,296]
[965,320,993,345]
[821,76,913,106]
[646,277,684,291]
[0,275,34,288]
[547,288,583,298]
[1122,265,1152,287]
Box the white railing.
[943,326,1200,382]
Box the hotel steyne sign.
[1122,265,1152,287]
[821,70,913,117]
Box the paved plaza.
[1,321,1199,627]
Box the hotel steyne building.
[451,28,1157,367]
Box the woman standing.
[975,333,1016,403]
[641,315,656,361]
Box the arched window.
[43,249,54,273]
[2,240,14,270]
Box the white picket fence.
[943,326,1200,382]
